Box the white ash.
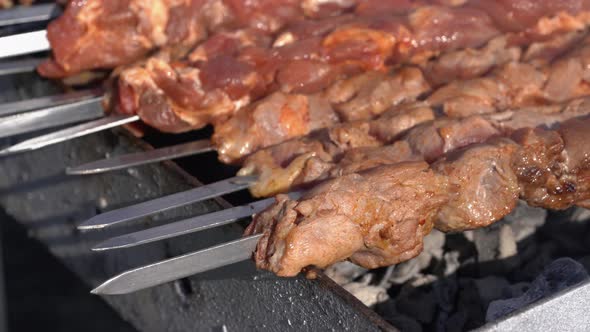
[498,224,517,259]
[342,282,389,308]
[325,203,590,331]
[389,230,446,284]
[503,201,547,242]
[443,251,461,276]
[324,261,368,285]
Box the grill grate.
[0,71,396,331]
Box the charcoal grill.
[0,70,395,331]
[2,72,590,332]
[1,4,590,332]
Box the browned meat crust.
[38,0,352,78]
[246,114,590,276]
[114,0,590,135]
[212,66,430,163]
[239,32,590,196]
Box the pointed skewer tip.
[77,222,106,231]
[0,145,27,157]
[66,166,105,176]
[90,275,126,295]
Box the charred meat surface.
[246,115,590,276]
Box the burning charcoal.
[439,279,487,332]
[445,310,468,332]
[433,277,458,332]
[578,256,590,274]
[541,210,590,255]
[375,300,422,332]
[453,279,487,331]
[396,285,437,324]
[473,276,511,308]
[515,243,557,281]
[486,257,589,322]
[434,277,458,313]
[504,282,530,299]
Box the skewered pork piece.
[114,0,590,135]
[38,0,362,78]
[239,31,590,196]
[38,0,475,78]
[213,28,588,165]
[246,111,590,276]
[36,0,511,79]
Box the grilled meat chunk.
[248,162,446,276]
[213,66,429,164]
[38,0,353,78]
[239,32,590,196]
[115,0,590,134]
[247,115,590,276]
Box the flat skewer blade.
[93,198,275,251]
[0,97,104,139]
[0,4,60,27]
[92,234,262,295]
[0,89,103,117]
[0,113,140,156]
[0,57,44,76]
[78,175,257,230]
[67,139,214,175]
[0,30,49,58]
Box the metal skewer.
[0,4,60,27]
[92,197,283,251]
[0,89,102,117]
[0,57,44,76]
[92,234,262,295]
[0,30,49,58]
[0,97,104,139]
[66,139,214,175]
[78,175,258,230]
[0,113,139,156]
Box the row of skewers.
[1,0,590,295]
